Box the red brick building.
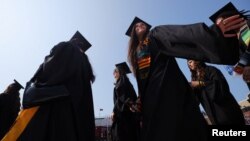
[95,117,112,141]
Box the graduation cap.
[125,17,152,36]
[209,2,249,23]
[115,62,131,74]
[13,79,24,90]
[70,31,92,52]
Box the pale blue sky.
[0,0,249,117]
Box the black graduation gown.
[138,23,239,141]
[246,82,250,90]
[18,42,95,141]
[112,76,138,141]
[195,66,245,125]
[0,92,20,140]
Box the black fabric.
[151,23,239,65]
[0,92,20,140]
[246,82,250,90]
[126,17,152,36]
[13,80,24,90]
[22,82,70,109]
[111,76,139,141]
[19,42,95,141]
[135,23,239,141]
[115,62,131,74]
[239,51,250,66]
[70,31,91,52]
[194,66,245,125]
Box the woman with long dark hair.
[187,60,245,125]
[125,3,246,141]
[111,62,139,141]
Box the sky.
[0,0,250,117]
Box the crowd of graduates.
[0,2,250,141]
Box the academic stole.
[1,107,39,141]
[240,23,250,47]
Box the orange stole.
[138,56,151,70]
[1,106,39,141]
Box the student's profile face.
[113,69,120,80]
[135,22,147,37]
[187,60,198,70]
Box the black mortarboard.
[115,62,131,74]
[125,17,152,36]
[209,2,248,23]
[70,31,92,52]
[13,79,24,89]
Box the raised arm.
[150,15,244,65]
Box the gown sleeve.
[202,66,231,102]
[114,77,137,113]
[22,42,82,108]
[150,23,239,65]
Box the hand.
[130,107,136,112]
[216,15,246,38]
[190,81,200,88]
[130,104,141,113]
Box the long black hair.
[127,24,149,75]
[82,53,95,83]
[188,60,207,81]
[70,40,95,83]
